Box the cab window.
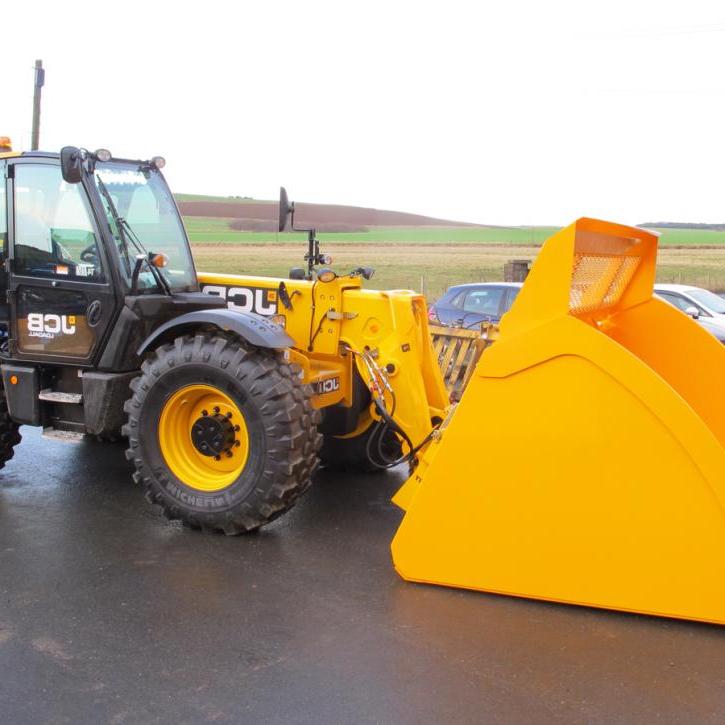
[94,162,196,292]
[13,164,105,282]
[0,162,7,254]
[0,164,7,322]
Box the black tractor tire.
[123,333,321,534]
[320,420,402,473]
[0,394,21,469]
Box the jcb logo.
[201,285,278,316]
[27,313,76,338]
[312,377,340,395]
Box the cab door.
[7,159,117,365]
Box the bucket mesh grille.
[570,254,640,315]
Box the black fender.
[137,309,294,356]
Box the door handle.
[87,299,102,327]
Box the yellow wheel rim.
[157,384,250,492]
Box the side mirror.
[685,305,700,320]
[60,146,84,184]
[278,186,295,232]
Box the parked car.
[654,283,725,342]
[429,282,522,328]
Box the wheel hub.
[158,385,250,491]
[191,412,236,458]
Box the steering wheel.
[80,244,99,263]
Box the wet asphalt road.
[1,428,725,724]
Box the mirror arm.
[130,255,145,293]
[130,253,171,296]
[303,228,319,280]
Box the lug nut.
[202,409,208,416]
[213,406,220,414]
[214,455,221,461]
[226,451,233,458]
[234,425,240,432]
[226,411,233,418]
[234,440,241,447]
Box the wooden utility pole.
[31,60,45,151]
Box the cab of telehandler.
[4,147,219,361]
[0,147,292,440]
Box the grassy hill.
[176,195,725,247]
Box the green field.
[180,205,725,299]
[182,216,725,247]
[184,217,560,245]
[648,228,725,246]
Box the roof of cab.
[0,150,60,161]
[0,150,149,163]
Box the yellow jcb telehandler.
[0,143,447,535]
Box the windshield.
[685,288,725,314]
[94,162,196,291]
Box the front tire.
[123,334,321,534]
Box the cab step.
[41,427,85,443]
[39,389,83,404]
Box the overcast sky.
[3,1,725,226]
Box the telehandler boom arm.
[198,271,448,467]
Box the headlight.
[317,268,337,283]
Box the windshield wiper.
[95,174,171,296]
[96,175,134,273]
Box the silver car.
[654,284,725,342]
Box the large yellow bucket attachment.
[392,218,725,625]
